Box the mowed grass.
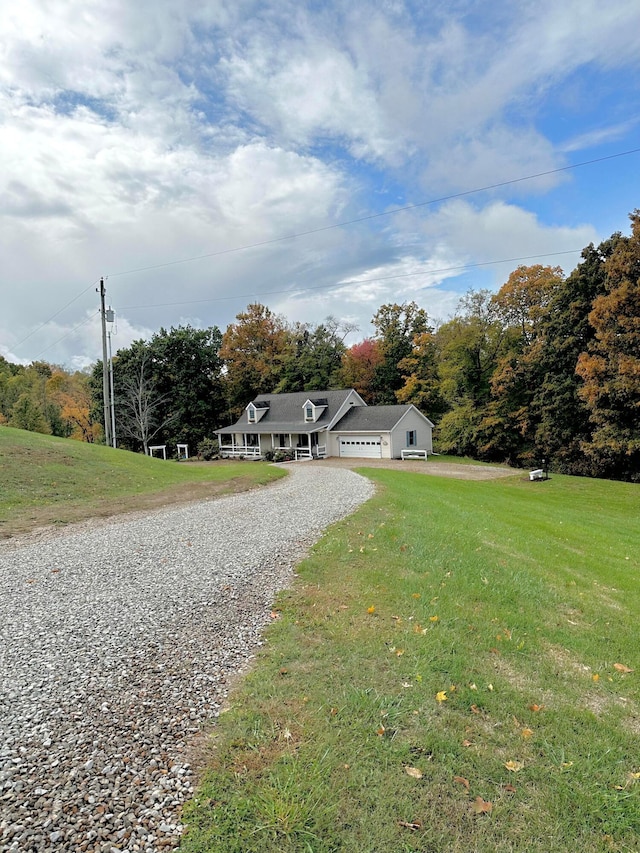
[0,426,285,537]
[182,469,640,853]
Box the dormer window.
[247,405,256,423]
[305,404,314,422]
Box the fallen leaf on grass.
[405,766,423,779]
[521,728,534,739]
[504,760,524,772]
[503,784,517,793]
[454,775,470,790]
[470,704,481,715]
[592,673,600,682]
[398,820,422,831]
[367,606,376,614]
[270,611,280,619]
[376,725,386,736]
[471,796,493,814]
[436,691,448,703]
[462,739,473,747]
[429,615,439,622]
[614,663,634,673]
[529,704,544,712]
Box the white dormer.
[303,398,328,423]
[246,401,269,424]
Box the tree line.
[2,210,639,481]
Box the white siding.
[389,408,433,458]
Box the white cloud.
[1,0,639,367]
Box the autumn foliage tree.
[576,210,640,479]
[219,303,293,417]
[339,338,383,403]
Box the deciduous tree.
[339,338,383,403]
[371,302,430,404]
[576,211,640,479]
[220,304,293,416]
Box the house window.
[305,404,314,422]
[247,406,256,423]
[406,430,417,446]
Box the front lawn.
[182,469,640,853]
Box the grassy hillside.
[0,426,285,537]
[183,468,640,853]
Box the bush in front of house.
[197,437,220,460]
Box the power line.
[12,280,100,352]
[106,147,640,279]
[13,145,639,355]
[119,248,583,311]
[31,312,98,360]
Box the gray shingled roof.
[332,404,415,431]
[217,389,355,434]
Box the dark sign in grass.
[0,426,284,538]
[182,469,639,853]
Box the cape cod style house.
[216,389,434,460]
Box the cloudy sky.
[2,0,640,369]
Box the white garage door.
[339,435,382,458]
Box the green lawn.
[0,426,285,537]
[182,469,640,853]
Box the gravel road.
[0,465,374,852]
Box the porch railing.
[219,445,261,459]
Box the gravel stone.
[0,465,373,852]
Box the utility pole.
[99,277,112,447]
[108,328,116,448]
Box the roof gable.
[332,404,433,432]
[219,389,364,433]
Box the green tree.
[435,290,511,458]
[531,240,616,474]
[96,325,226,454]
[276,318,349,393]
[576,211,640,479]
[371,302,430,404]
[147,325,225,451]
[9,392,51,434]
[478,266,565,464]
[396,331,448,420]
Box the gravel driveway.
[0,466,374,852]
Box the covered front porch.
[218,430,327,460]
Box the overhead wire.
[31,312,99,360]
[119,249,583,311]
[12,280,101,352]
[12,145,640,355]
[105,147,640,279]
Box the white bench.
[529,469,545,481]
[401,449,428,461]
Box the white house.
[215,389,434,460]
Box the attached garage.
[339,435,382,458]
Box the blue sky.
[2,0,639,368]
